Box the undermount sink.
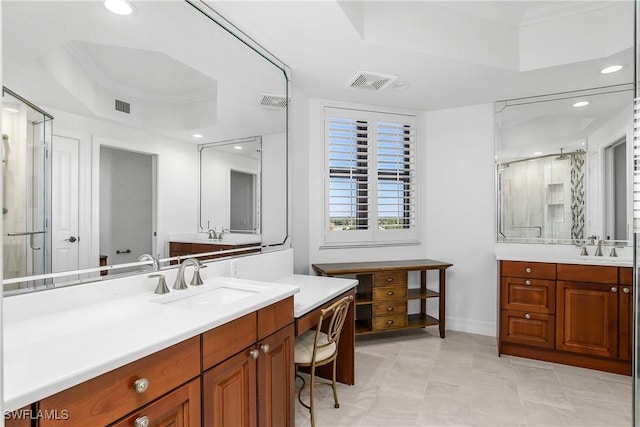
[153,286,258,310]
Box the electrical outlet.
[231,260,239,277]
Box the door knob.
[65,236,77,243]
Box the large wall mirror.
[496,85,633,244]
[2,0,289,294]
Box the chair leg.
[331,359,340,409]
[310,367,316,427]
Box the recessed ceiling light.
[104,0,134,15]
[233,146,243,150]
[573,101,590,108]
[3,107,19,113]
[601,65,623,74]
[533,152,543,155]
[192,133,203,139]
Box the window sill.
[319,240,421,250]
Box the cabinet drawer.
[373,314,407,331]
[110,378,201,427]
[557,264,618,284]
[373,271,407,287]
[203,312,257,369]
[373,286,407,301]
[500,310,555,348]
[620,267,633,286]
[40,337,200,426]
[501,261,556,280]
[373,301,407,317]
[500,277,555,314]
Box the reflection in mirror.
[496,85,633,244]
[2,1,289,294]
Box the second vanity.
[497,244,633,375]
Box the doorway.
[99,146,156,268]
[230,169,256,233]
[604,138,627,241]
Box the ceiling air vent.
[258,93,289,108]
[347,71,398,91]
[114,99,131,114]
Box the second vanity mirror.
[2,0,289,294]
[495,85,633,245]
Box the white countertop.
[495,243,633,267]
[3,274,298,411]
[274,274,358,318]
[168,232,261,246]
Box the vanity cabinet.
[312,260,452,337]
[499,261,632,375]
[169,242,260,262]
[32,298,294,426]
[202,298,294,427]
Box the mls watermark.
[4,409,70,420]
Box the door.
[51,135,79,275]
[257,324,294,427]
[230,169,256,232]
[203,347,257,427]
[556,280,619,358]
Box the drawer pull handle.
[135,416,150,427]
[623,287,631,294]
[386,320,394,325]
[134,378,149,394]
[387,306,394,312]
[525,267,532,274]
[525,280,531,286]
[250,349,260,359]
[260,344,270,354]
[387,290,394,296]
[524,313,531,320]
[387,277,393,282]
[611,287,618,293]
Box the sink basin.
[153,286,258,310]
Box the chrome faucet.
[149,274,169,294]
[138,254,159,271]
[173,258,207,290]
[594,240,604,257]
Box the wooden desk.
[312,259,452,338]
[275,275,357,385]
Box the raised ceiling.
[212,0,634,111]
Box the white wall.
[424,103,497,336]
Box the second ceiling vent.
[346,71,398,91]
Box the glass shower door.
[2,87,52,290]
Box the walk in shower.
[2,87,52,290]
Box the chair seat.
[294,330,337,364]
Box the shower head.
[555,148,569,160]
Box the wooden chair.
[294,295,354,427]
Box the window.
[324,107,418,246]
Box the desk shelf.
[312,259,452,338]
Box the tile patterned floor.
[295,329,632,427]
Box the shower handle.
[7,230,46,250]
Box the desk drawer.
[373,314,407,331]
[373,301,407,317]
[373,271,407,287]
[373,286,407,301]
[39,337,200,426]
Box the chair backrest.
[316,295,354,350]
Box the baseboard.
[446,316,496,337]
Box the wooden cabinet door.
[556,281,619,358]
[257,324,294,427]
[619,283,633,361]
[111,379,200,427]
[203,347,257,427]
